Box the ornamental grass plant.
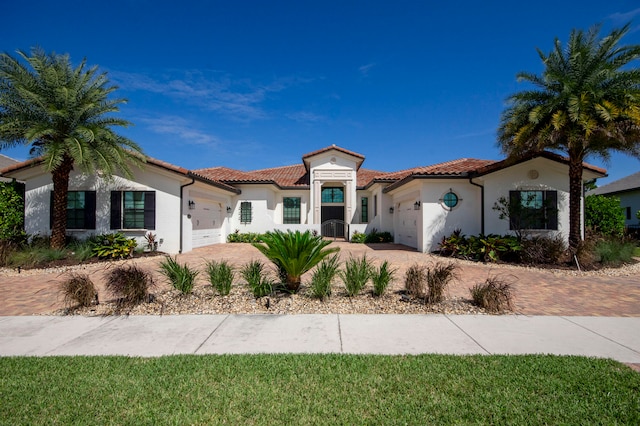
[205,259,234,296]
[159,257,199,295]
[340,255,373,297]
[105,265,155,306]
[59,273,98,308]
[309,254,341,300]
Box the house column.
[313,179,322,224]
[345,180,352,223]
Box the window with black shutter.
[50,191,96,230]
[508,190,558,230]
[110,191,156,230]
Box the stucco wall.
[480,157,571,242]
[619,190,640,227]
[20,166,185,254]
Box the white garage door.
[191,201,223,248]
[397,202,418,248]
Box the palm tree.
[252,230,340,292]
[0,48,144,249]
[498,24,640,249]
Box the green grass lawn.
[1,355,639,425]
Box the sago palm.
[0,48,144,249]
[498,24,640,248]
[252,230,340,292]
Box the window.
[374,195,378,217]
[443,191,459,209]
[283,197,301,224]
[625,206,631,220]
[361,197,369,223]
[240,201,252,224]
[321,187,344,203]
[509,190,558,230]
[110,191,155,230]
[50,191,96,230]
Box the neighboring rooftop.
[0,154,18,171]
[589,171,640,196]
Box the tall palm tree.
[498,24,640,249]
[0,48,144,249]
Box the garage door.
[191,201,223,248]
[397,202,418,248]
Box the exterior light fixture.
[226,206,232,213]
[188,200,195,210]
[414,201,421,210]
[389,207,394,214]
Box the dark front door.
[321,206,345,237]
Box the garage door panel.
[397,205,417,248]
[192,202,223,248]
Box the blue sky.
[2,1,640,184]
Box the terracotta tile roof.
[473,151,607,177]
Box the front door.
[321,206,345,237]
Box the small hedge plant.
[350,229,393,244]
[92,233,137,259]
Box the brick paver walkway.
[1,242,639,316]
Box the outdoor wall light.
[188,200,196,210]
[226,206,232,213]
[389,207,394,214]
[414,201,421,210]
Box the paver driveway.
[1,242,639,316]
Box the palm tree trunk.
[568,154,584,250]
[50,157,73,250]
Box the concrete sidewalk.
[1,314,639,363]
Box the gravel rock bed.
[52,286,491,316]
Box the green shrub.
[340,255,373,297]
[240,260,273,298]
[0,181,26,266]
[470,275,514,313]
[405,263,427,298]
[438,232,521,263]
[350,231,367,244]
[594,239,636,265]
[227,231,265,243]
[59,273,98,308]
[105,265,154,306]
[425,262,458,303]
[585,195,625,237]
[159,257,199,294]
[364,230,393,243]
[206,260,234,296]
[371,260,396,297]
[92,233,137,259]
[252,230,340,292]
[309,254,341,300]
[520,235,566,265]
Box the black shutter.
[144,191,156,230]
[49,191,54,230]
[85,191,97,230]
[509,191,520,230]
[545,191,558,230]
[110,191,121,230]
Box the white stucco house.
[589,171,640,228]
[0,145,606,254]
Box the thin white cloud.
[608,8,640,24]
[450,128,495,140]
[358,63,376,76]
[285,111,326,123]
[137,115,218,146]
[110,70,311,121]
